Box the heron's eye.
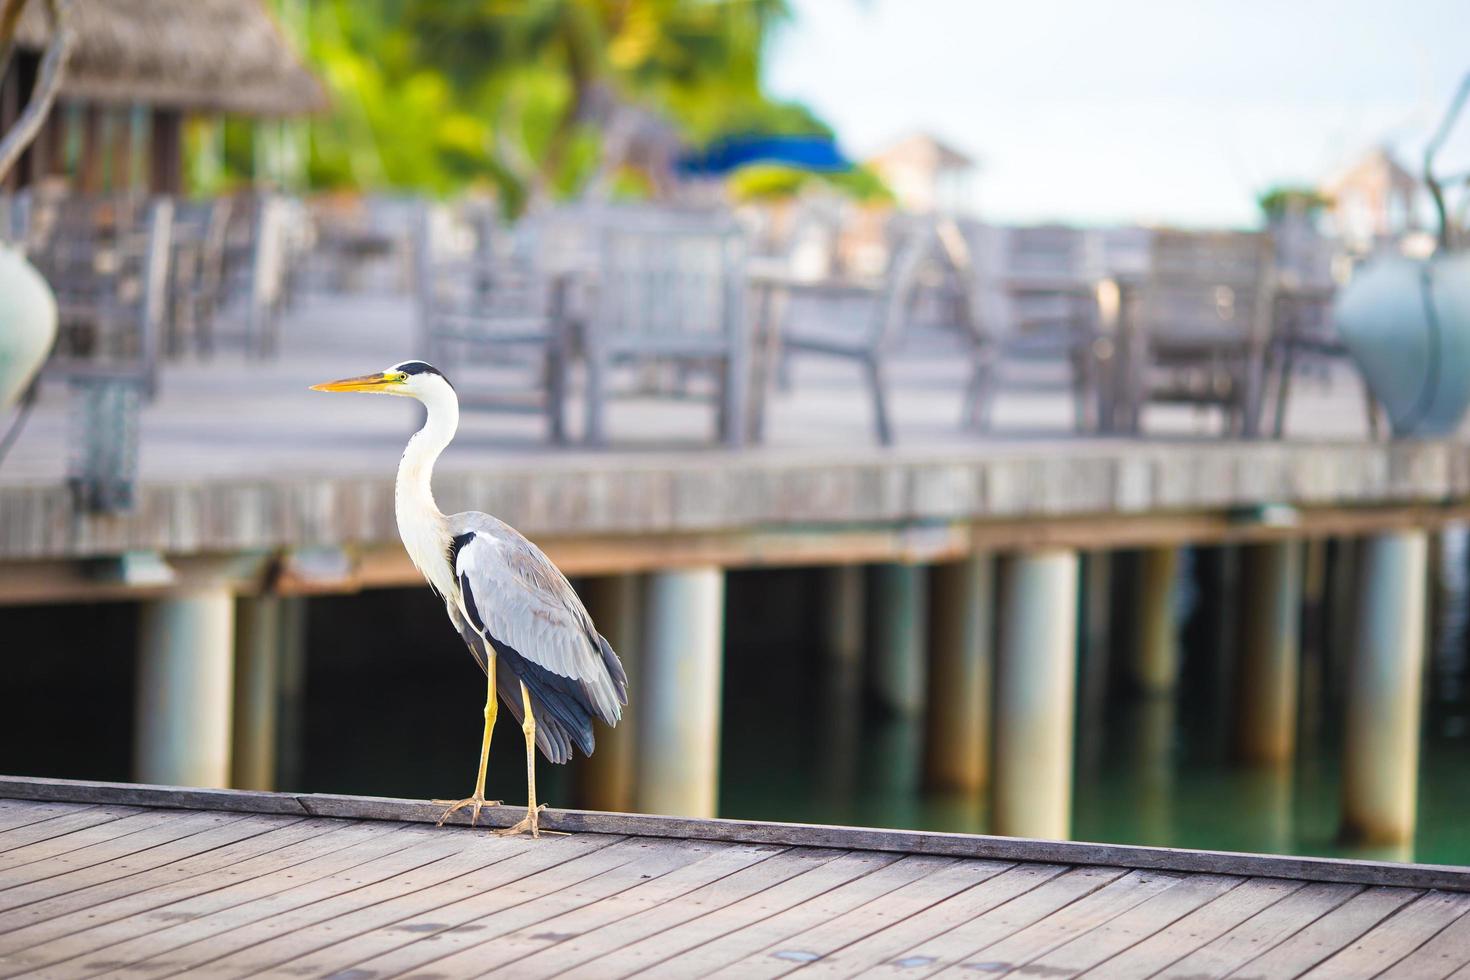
[394,373,409,383]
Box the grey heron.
[312,360,628,837]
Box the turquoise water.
[717,543,1470,866]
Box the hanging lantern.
[0,243,58,410]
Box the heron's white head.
[310,360,454,401]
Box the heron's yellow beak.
[310,371,404,393]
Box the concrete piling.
[135,590,235,787]
[923,553,993,793]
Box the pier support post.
[1235,541,1302,765]
[993,550,1079,840]
[923,553,993,793]
[1132,547,1180,695]
[575,574,642,813]
[135,589,235,787]
[232,595,282,790]
[866,563,928,715]
[1342,531,1428,845]
[636,567,725,818]
[820,565,865,667]
[274,597,308,791]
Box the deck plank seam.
[120,834,505,978]
[908,865,1132,978]
[323,837,721,980]
[1360,895,1470,979]
[756,858,1029,977]
[0,819,366,953]
[0,811,260,897]
[0,808,143,858]
[402,843,801,980]
[1184,882,1367,980]
[501,845,870,977]
[33,823,465,977]
[232,833,639,978]
[945,867,1197,979]
[597,850,917,978]
[628,854,983,979]
[1079,875,1315,979]
[1219,886,1422,980]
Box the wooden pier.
[0,776,1467,978]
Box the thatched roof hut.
[14,0,327,116]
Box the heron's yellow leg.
[498,680,546,838]
[435,652,501,826]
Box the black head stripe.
[392,360,452,387]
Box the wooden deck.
[0,777,1467,978]
[4,296,1470,603]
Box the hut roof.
[15,0,327,116]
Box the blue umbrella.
[676,135,851,176]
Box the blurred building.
[1,0,326,194]
[1321,145,1421,253]
[867,132,978,214]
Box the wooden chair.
[213,194,294,358]
[165,197,233,358]
[27,196,173,511]
[779,229,930,445]
[963,224,1104,432]
[583,217,749,446]
[1108,230,1277,436]
[415,203,568,442]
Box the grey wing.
[449,512,628,762]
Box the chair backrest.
[593,218,747,356]
[868,228,932,349]
[1002,224,1094,281]
[33,196,172,394]
[1137,230,1276,345]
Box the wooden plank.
[311,837,738,980]
[1080,877,1307,978]
[276,840,787,978]
[907,868,1186,978]
[0,801,108,834]
[752,863,1066,979]
[505,846,859,979]
[0,810,255,898]
[1156,881,1363,979]
[693,857,1018,980]
[602,851,915,978]
[0,817,346,954]
[159,831,636,978]
[810,865,1123,980]
[0,809,173,873]
[1377,907,1470,979]
[1301,891,1470,979]
[3,821,451,977]
[0,805,140,855]
[1022,873,1246,977]
[1226,885,1422,978]
[4,777,1467,893]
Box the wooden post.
[636,567,724,818]
[574,574,642,813]
[993,549,1079,840]
[149,108,184,196]
[923,553,993,793]
[1132,546,1180,695]
[108,107,134,193]
[1342,531,1427,846]
[1235,541,1302,765]
[819,565,865,667]
[1079,550,1113,721]
[274,597,308,791]
[78,104,102,194]
[231,595,282,791]
[865,563,927,716]
[135,590,236,787]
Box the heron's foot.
[433,794,501,827]
[496,803,553,839]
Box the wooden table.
[0,775,1467,978]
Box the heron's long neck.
[396,384,459,576]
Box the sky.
[765,0,1470,227]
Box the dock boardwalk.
[0,778,1467,978]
